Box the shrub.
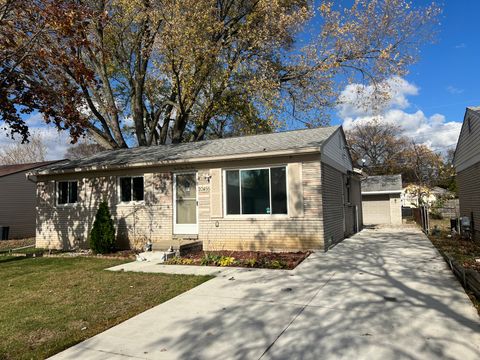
[200,254,221,266]
[218,256,235,267]
[166,257,194,265]
[89,201,116,254]
[244,258,258,268]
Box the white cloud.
[454,43,467,49]
[339,77,462,152]
[0,114,71,160]
[446,85,464,95]
[337,76,419,118]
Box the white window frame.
[222,165,289,218]
[117,175,145,204]
[56,180,79,207]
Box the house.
[401,184,455,208]
[0,161,63,240]
[361,175,402,225]
[453,106,480,239]
[29,126,363,252]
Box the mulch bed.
[429,233,480,272]
[165,250,310,270]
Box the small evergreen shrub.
[89,201,116,254]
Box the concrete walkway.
[51,227,480,360]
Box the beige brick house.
[30,126,362,252]
[454,106,480,240]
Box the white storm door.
[173,173,198,234]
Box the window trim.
[117,175,145,204]
[222,165,289,218]
[56,180,79,207]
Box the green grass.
[0,256,212,360]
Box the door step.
[136,251,176,263]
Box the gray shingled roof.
[37,126,340,174]
[0,160,64,178]
[361,175,402,193]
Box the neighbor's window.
[57,181,78,205]
[119,176,144,202]
[225,167,287,215]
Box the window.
[119,176,144,202]
[57,181,78,205]
[225,166,287,215]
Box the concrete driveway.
[51,227,480,360]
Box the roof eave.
[32,146,322,177]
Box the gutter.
[29,146,322,177]
[362,190,403,195]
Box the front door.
[173,173,198,234]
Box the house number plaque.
[198,185,210,192]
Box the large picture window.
[119,176,144,202]
[57,181,78,205]
[225,167,287,215]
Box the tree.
[436,148,457,194]
[346,119,409,175]
[89,201,116,254]
[0,132,46,164]
[1,0,441,148]
[64,140,107,160]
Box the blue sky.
[1,1,478,158]
[395,1,480,123]
[331,1,480,153]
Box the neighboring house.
[401,185,455,208]
[361,175,402,225]
[29,126,363,252]
[0,161,63,240]
[453,106,480,239]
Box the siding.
[321,164,344,249]
[454,108,480,172]
[457,163,480,240]
[0,171,36,239]
[36,154,326,252]
[321,129,353,173]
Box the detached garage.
[361,175,402,226]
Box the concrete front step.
[136,251,176,263]
[152,239,202,254]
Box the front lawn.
[0,256,211,360]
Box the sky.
[331,0,480,153]
[1,1,479,159]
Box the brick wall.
[36,155,326,252]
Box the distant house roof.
[33,126,341,175]
[0,161,65,178]
[361,175,402,194]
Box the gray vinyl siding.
[321,129,353,172]
[454,109,480,172]
[457,163,480,240]
[321,163,345,249]
[0,171,36,239]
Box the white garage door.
[362,194,391,225]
